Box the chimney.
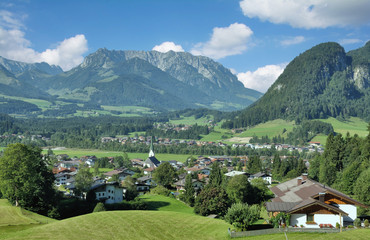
[319,192,325,202]
[297,177,302,186]
[302,173,308,181]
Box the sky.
[0,0,369,93]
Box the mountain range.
[224,41,370,128]
[0,50,262,112]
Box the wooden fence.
[228,227,352,238]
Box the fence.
[228,227,352,238]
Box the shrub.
[336,222,340,229]
[348,225,354,228]
[93,202,106,212]
[364,219,369,228]
[354,218,361,228]
[270,212,291,228]
[150,185,171,197]
[224,203,260,231]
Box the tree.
[354,168,370,207]
[93,202,106,212]
[183,174,195,206]
[122,175,138,201]
[224,203,260,231]
[208,161,223,187]
[75,164,93,197]
[194,187,230,217]
[247,155,262,174]
[0,143,57,215]
[153,162,177,188]
[226,175,255,204]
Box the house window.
[307,214,314,222]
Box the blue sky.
[0,0,369,92]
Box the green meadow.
[139,194,194,215]
[1,197,370,240]
[237,119,296,138]
[42,148,190,162]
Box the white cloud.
[339,38,363,45]
[152,41,184,53]
[0,10,88,71]
[281,36,305,46]
[0,10,25,29]
[237,63,287,93]
[190,23,253,59]
[240,0,370,29]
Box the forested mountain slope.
[224,41,370,128]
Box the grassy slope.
[139,194,194,215]
[0,211,231,240]
[237,119,295,138]
[0,199,57,238]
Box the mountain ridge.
[223,41,370,128]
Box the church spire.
[149,136,155,157]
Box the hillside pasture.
[42,148,190,162]
[236,119,295,138]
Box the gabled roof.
[145,156,160,167]
[270,176,367,207]
[287,198,348,216]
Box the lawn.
[0,199,57,238]
[0,211,231,240]
[139,194,194,215]
[42,148,190,162]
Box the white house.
[249,172,272,185]
[266,175,367,228]
[91,182,124,204]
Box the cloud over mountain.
[152,41,184,53]
[191,23,253,59]
[237,63,286,93]
[240,0,370,29]
[0,10,88,70]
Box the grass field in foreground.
[41,148,190,162]
[0,208,369,240]
[0,199,56,238]
[0,211,231,240]
[139,194,194,215]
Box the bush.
[336,222,340,229]
[104,200,147,211]
[150,185,171,197]
[93,202,106,212]
[270,212,291,228]
[354,218,361,228]
[364,219,369,228]
[348,225,354,228]
[224,203,260,231]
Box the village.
[51,137,367,231]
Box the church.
[143,136,161,169]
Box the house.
[91,181,124,204]
[266,174,367,228]
[249,172,272,185]
[174,177,204,192]
[137,175,156,186]
[224,170,248,177]
[103,168,135,182]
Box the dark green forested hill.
[224,42,370,128]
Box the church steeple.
[149,136,155,157]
